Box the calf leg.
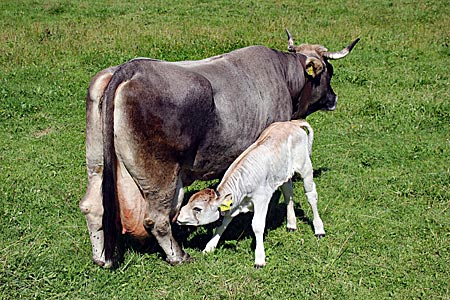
[251,194,271,268]
[281,180,297,231]
[203,216,233,253]
[302,172,325,237]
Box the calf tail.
[295,119,314,156]
[101,64,135,263]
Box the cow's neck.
[283,53,311,119]
[292,79,312,119]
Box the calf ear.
[219,193,233,214]
[205,188,218,199]
[305,57,324,78]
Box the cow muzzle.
[328,96,338,110]
[325,95,338,111]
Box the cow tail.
[296,119,314,156]
[101,67,130,263]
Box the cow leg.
[141,178,190,265]
[112,79,192,265]
[170,175,184,223]
[251,194,270,268]
[79,173,112,267]
[79,68,115,268]
[281,180,297,231]
[302,171,325,238]
[203,215,233,253]
[116,151,189,265]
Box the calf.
[177,119,325,268]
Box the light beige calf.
[177,120,325,268]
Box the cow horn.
[323,37,360,60]
[286,29,296,52]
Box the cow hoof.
[254,264,266,269]
[92,257,113,268]
[92,258,105,267]
[315,233,326,239]
[167,252,191,265]
[182,252,192,263]
[287,228,297,232]
[103,260,113,268]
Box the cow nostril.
[326,95,337,111]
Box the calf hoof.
[254,263,266,269]
[315,233,326,239]
[287,228,297,232]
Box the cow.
[177,119,323,268]
[78,30,359,267]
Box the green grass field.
[1,0,448,299]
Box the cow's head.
[177,188,222,226]
[286,29,360,118]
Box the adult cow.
[79,30,359,267]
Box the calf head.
[177,188,222,226]
[286,29,360,118]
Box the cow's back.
[173,46,295,181]
[110,60,216,180]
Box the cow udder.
[116,165,149,240]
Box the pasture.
[0,0,448,299]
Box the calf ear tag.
[219,198,233,213]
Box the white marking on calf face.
[177,189,221,226]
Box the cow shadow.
[175,166,330,253]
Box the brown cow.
[79,30,359,266]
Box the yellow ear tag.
[219,198,233,213]
[306,65,315,76]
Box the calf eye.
[193,207,202,213]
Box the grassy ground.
[0,0,448,299]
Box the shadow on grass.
[174,166,330,253]
[114,167,330,264]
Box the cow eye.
[193,207,202,213]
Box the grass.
[0,0,449,299]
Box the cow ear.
[305,57,324,78]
